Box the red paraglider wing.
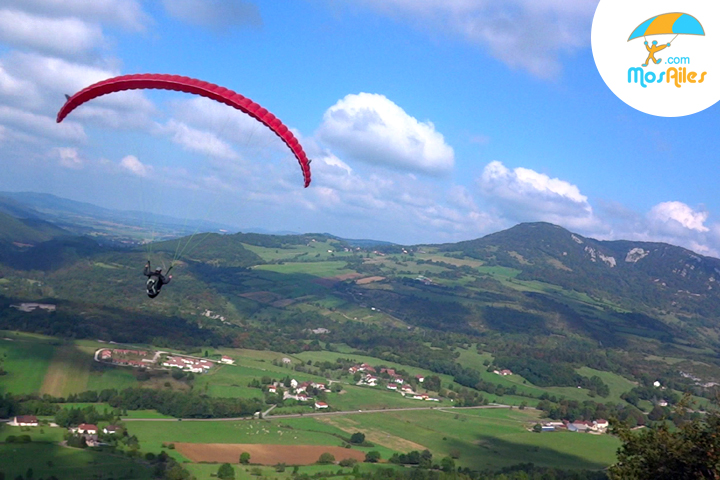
[56,74,311,187]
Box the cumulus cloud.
[162,0,261,31]
[348,0,597,78]
[0,105,85,142]
[648,201,709,233]
[158,120,239,160]
[119,155,152,177]
[0,9,106,57]
[2,0,149,32]
[478,160,598,230]
[318,93,454,176]
[54,147,83,169]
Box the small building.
[77,424,98,435]
[315,402,329,409]
[415,375,425,382]
[387,383,398,390]
[541,425,555,432]
[594,419,609,430]
[500,369,513,376]
[12,415,38,427]
[103,425,120,434]
[268,386,277,394]
[220,356,235,365]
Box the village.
[350,363,440,402]
[95,347,236,373]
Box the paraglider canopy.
[628,12,704,41]
[56,74,312,187]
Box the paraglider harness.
[144,262,172,298]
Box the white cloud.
[0,105,85,142]
[54,147,83,169]
[648,201,709,233]
[478,160,600,230]
[0,9,106,57]
[162,0,261,30]
[158,120,239,160]
[2,0,149,32]
[348,0,597,78]
[119,155,152,177]
[318,93,454,176]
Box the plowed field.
[174,443,365,465]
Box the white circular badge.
[592,0,720,117]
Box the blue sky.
[0,0,719,254]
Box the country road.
[121,404,527,422]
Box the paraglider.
[144,261,171,298]
[627,13,705,67]
[57,74,313,298]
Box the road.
[121,404,523,422]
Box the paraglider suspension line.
[669,34,679,44]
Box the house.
[12,415,38,427]
[220,356,235,364]
[315,402,329,409]
[103,425,120,434]
[592,419,609,431]
[297,393,310,402]
[500,369,513,376]
[290,379,298,388]
[268,386,277,394]
[364,375,378,386]
[541,425,555,432]
[77,424,98,435]
[387,383,398,390]
[415,375,425,382]
[658,400,668,407]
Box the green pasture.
[0,424,65,443]
[328,385,441,411]
[193,363,326,399]
[323,408,619,471]
[0,334,55,395]
[576,367,637,403]
[253,261,354,277]
[0,443,153,480]
[86,363,139,392]
[125,416,361,454]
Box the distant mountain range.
[2,192,720,376]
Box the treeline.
[0,387,264,420]
[494,356,610,396]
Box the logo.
[592,1,720,117]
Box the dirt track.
[175,443,365,465]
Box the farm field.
[40,345,94,397]
[175,442,365,465]
[0,443,153,480]
[317,408,620,471]
[0,333,56,394]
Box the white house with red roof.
[220,356,235,364]
[76,424,98,435]
[415,374,425,382]
[11,415,38,426]
[387,383,398,390]
[314,401,329,409]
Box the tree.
[317,452,335,464]
[350,432,366,444]
[609,400,720,479]
[239,452,251,464]
[532,423,543,433]
[440,456,456,473]
[217,462,235,480]
[424,375,441,392]
[365,451,381,463]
